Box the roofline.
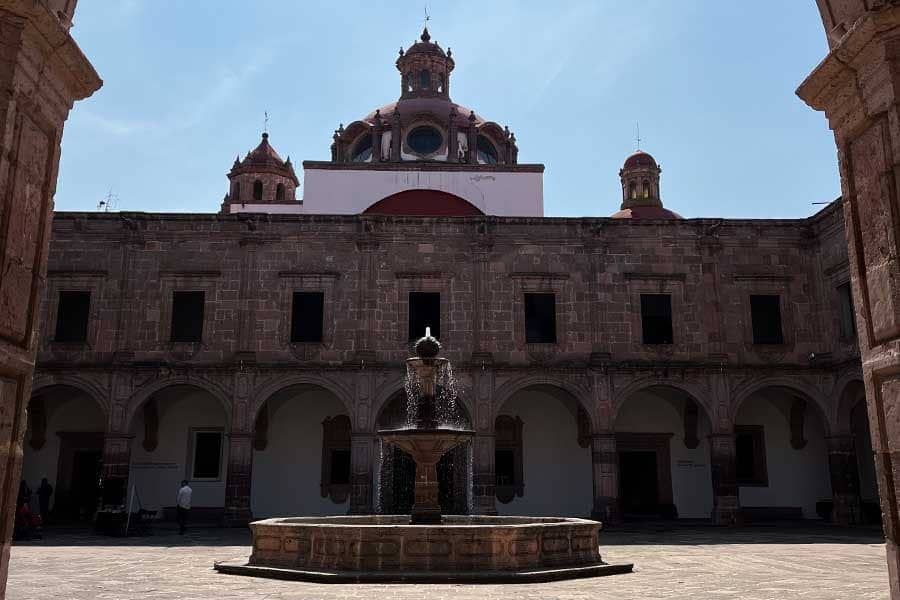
[302,161,544,173]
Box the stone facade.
[0,0,100,597]
[28,197,866,526]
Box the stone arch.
[30,374,110,420]
[492,375,593,429]
[731,376,832,436]
[123,375,232,434]
[374,387,473,431]
[249,374,355,429]
[833,374,866,435]
[611,377,714,430]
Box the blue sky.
[58,1,837,219]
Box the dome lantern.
[612,150,682,219]
[396,27,454,100]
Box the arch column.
[827,435,862,525]
[100,433,132,508]
[349,432,374,514]
[223,432,253,525]
[708,433,740,526]
[590,432,621,524]
[472,432,497,515]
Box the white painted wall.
[496,390,592,517]
[736,395,831,518]
[615,392,714,519]
[129,389,229,513]
[251,388,350,518]
[22,392,105,510]
[296,167,544,217]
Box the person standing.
[36,478,53,524]
[176,480,192,535]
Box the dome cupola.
[611,149,681,219]
[396,27,454,100]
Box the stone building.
[21,28,874,528]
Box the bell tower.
[396,27,455,100]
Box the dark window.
[419,69,430,89]
[629,180,637,199]
[640,294,673,345]
[290,291,324,343]
[192,431,222,479]
[54,291,90,342]
[233,181,241,202]
[406,126,443,155]
[642,179,650,198]
[495,449,515,486]
[170,291,204,342]
[409,292,440,341]
[838,282,856,340]
[750,294,784,344]
[351,134,373,162]
[524,293,556,343]
[735,425,767,486]
[252,179,263,201]
[476,136,498,164]
[330,449,351,485]
[275,183,285,202]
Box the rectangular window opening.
[524,292,556,344]
[171,290,205,342]
[640,294,673,345]
[495,449,516,486]
[55,290,91,342]
[409,292,440,341]
[837,283,856,341]
[750,294,784,345]
[291,291,325,343]
[191,430,223,479]
[735,425,767,486]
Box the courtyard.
[5,525,889,599]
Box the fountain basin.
[214,515,633,583]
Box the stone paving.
[5,524,890,599]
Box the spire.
[420,26,431,43]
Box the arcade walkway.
[6,525,888,599]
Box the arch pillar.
[223,432,253,525]
[590,432,621,524]
[349,433,374,514]
[100,433,133,509]
[472,369,496,515]
[708,432,740,526]
[827,435,862,525]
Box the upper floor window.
[409,292,440,341]
[55,290,90,343]
[171,291,204,342]
[640,294,673,345]
[252,179,263,202]
[837,282,856,340]
[232,181,241,202]
[476,136,498,164]
[291,291,324,343]
[275,183,285,202]
[524,293,556,344]
[750,294,784,345]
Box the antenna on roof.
[98,188,118,212]
[635,122,642,151]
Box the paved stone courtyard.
[5,525,889,599]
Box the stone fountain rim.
[377,427,476,435]
[249,515,602,529]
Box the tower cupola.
[612,150,681,219]
[223,132,299,213]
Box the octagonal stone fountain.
[215,330,632,583]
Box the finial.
[261,132,269,140]
[447,47,452,57]
[264,110,269,135]
[420,26,431,43]
[468,110,476,122]
[399,47,404,57]
[421,5,431,42]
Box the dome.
[230,132,298,185]
[623,150,658,170]
[610,206,682,220]
[362,100,484,128]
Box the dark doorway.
[55,432,103,522]
[619,450,659,516]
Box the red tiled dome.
[623,151,658,170]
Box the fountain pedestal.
[379,429,474,524]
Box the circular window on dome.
[351,134,373,162]
[407,126,443,156]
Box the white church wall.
[297,167,543,217]
[496,390,592,517]
[22,393,105,509]
[736,396,831,518]
[129,390,229,514]
[615,392,714,519]
[251,389,349,518]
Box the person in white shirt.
[176,480,192,535]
